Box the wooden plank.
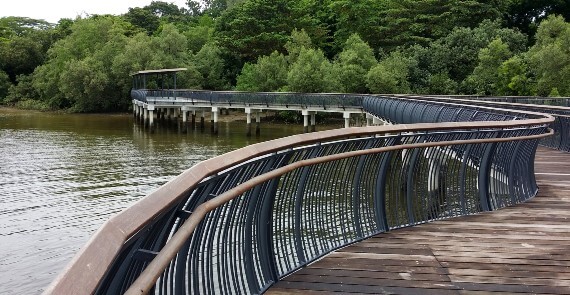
[292,268,451,282]
[271,281,462,295]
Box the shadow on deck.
[267,147,570,295]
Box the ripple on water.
[0,111,302,294]
[0,130,227,293]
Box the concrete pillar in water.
[148,105,155,132]
[355,113,362,127]
[343,112,351,128]
[191,110,196,130]
[310,111,316,132]
[200,110,205,131]
[134,104,140,120]
[136,105,142,123]
[165,108,171,122]
[211,106,219,135]
[143,106,148,127]
[132,102,137,118]
[182,109,188,133]
[302,110,310,133]
[174,108,180,121]
[245,108,252,137]
[255,111,261,136]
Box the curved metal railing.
[392,95,570,151]
[46,95,554,295]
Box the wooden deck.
[267,147,570,295]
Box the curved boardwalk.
[267,147,570,295]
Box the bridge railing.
[131,89,366,110]
[47,96,553,295]
[435,95,570,107]
[393,95,570,152]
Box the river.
[0,108,313,294]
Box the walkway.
[267,147,570,294]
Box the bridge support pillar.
[182,109,188,133]
[302,110,309,133]
[166,108,172,123]
[255,111,261,136]
[200,110,205,131]
[191,110,196,130]
[344,112,351,128]
[135,104,140,120]
[310,112,316,132]
[211,107,219,135]
[137,105,142,123]
[143,107,148,127]
[245,108,252,137]
[173,108,179,124]
[148,106,155,132]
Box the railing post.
[478,134,500,211]
[293,147,320,264]
[405,137,423,225]
[375,136,401,231]
[352,140,375,238]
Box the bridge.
[129,68,374,135]
[45,91,569,294]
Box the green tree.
[193,43,230,90]
[366,51,416,94]
[287,47,334,93]
[236,51,288,91]
[506,0,570,37]
[465,38,513,95]
[332,33,376,93]
[326,0,387,52]
[32,16,131,111]
[527,15,570,96]
[183,16,215,53]
[123,7,160,35]
[428,20,527,88]
[284,29,313,65]
[497,54,533,95]
[215,0,325,62]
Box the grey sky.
[1,0,189,23]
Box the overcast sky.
[1,0,190,23]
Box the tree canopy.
[1,0,569,112]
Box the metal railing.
[46,95,554,295]
[394,95,570,152]
[131,89,365,110]
[436,95,570,107]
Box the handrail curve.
[46,95,556,295]
[125,128,554,295]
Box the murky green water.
[0,108,313,294]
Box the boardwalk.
[267,147,570,295]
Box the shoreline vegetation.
[1,1,569,113]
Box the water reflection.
[0,108,306,294]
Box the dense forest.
[0,0,569,112]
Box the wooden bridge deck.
[267,147,570,295]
